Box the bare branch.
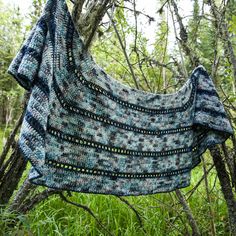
[201,157,216,236]
[210,145,236,235]
[59,193,115,236]
[175,189,201,236]
[116,196,146,233]
[106,8,140,89]
[114,3,155,22]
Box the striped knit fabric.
[8,0,234,196]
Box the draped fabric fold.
[8,0,234,196]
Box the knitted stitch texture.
[8,0,234,196]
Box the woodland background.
[0,0,236,235]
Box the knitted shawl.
[8,0,233,196]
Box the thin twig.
[175,189,201,236]
[59,193,115,236]
[185,164,215,200]
[114,3,155,22]
[168,1,188,77]
[116,196,147,233]
[201,156,216,236]
[106,9,140,89]
[131,0,153,92]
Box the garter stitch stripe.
[8,0,234,196]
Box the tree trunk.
[210,146,236,235]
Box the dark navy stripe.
[34,77,50,98]
[37,18,47,36]
[47,125,192,158]
[198,67,210,78]
[21,45,42,62]
[197,89,219,98]
[21,133,38,151]
[25,110,45,139]
[24,47,42,62]
[45,158,191,179]
[8,70,32,91]
[21,45,28,54]
[195,107,227,118]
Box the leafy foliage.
[0,0,24,128]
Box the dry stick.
[156,10,170,93]
[12,188,61,215]
[168,1,187,78]
[191,0,204,49]
[97,47,132,75]
[0,91,31,206]
[209,171,218,194]
[0,112,23,168]
[106,9,140,89]
[185,164,215,200]
[0,139,23,184]
[150,194,185,217]
[0,148,18,181]
[167,192,191,236]
[5,188,59,229]
[0,146,27,205]
[170,0,200,69]
[223,21,236,91]
[220,84,236,114]
[114,3,155,22]
[168,213,191,236]
[116,196,146,233]
[59,193,115,236]
[211,16,221,87]
[175,189,201,236]
[132,0,153,92]
[222,143,236,188]
[210,146,236,235]
[206,3,236,229]
[201,157,216,236]
[148,203,189,236]
[136,48,177,75]
[222,19,236,89]
[8,178,37,213]
[157,0,170,14]
[0,91,30,168]
[230,132,236,186]
[148,198,191,235]
[71,0,111,51]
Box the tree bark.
[175,189,201,236]
[210,146,236,235]
[0,146,27,205]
